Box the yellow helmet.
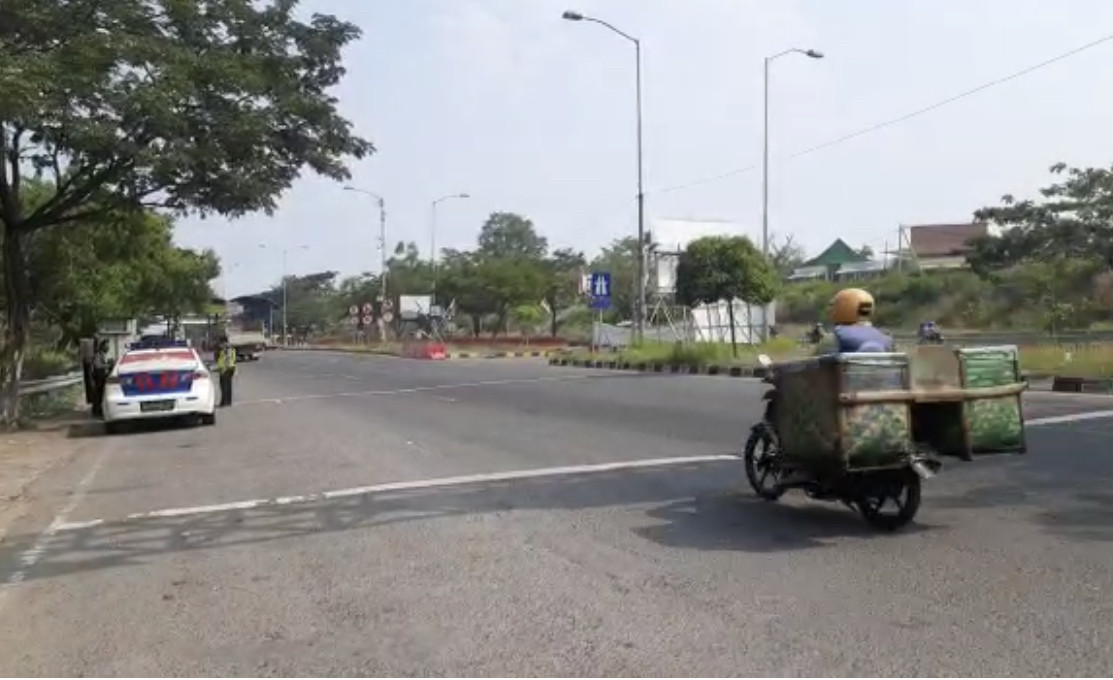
[830,288,875,325]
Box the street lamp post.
[563,9,646,343]
[259,243,309,346]
[430,193,470,307]
[762,47,823,340]
[343,186,388,304]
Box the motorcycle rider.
[814,287,894,354]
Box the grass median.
[563,339,1113,379]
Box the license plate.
[140,400,175,413]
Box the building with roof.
[786,238,888,282]
[903,222,999,270]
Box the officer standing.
[215,335,237,407]
[90,339,110,418]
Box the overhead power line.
[650,32,1113,196]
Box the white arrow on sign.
[362,303,373,315]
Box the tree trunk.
[549,304,559,338]
[469,314,482,337]
[1,224,30,427]
[727,298,738,359]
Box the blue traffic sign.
[589,271,611,310]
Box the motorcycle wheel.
[857,469,921,531]
[744,425,785,501]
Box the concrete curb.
[1050,376,1113,394]
[280,346,557,360]
[448,350,555,360]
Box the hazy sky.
[172,0,1113,298]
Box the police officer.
[215,335,237,407]
[91,339,110,418]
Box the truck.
[228,330,268,361]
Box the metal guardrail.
[20,371,83,396]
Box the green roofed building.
[787,238,869,282]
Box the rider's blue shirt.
[833,323,894,353]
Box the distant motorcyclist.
[918,321,944,344]
[814,288,894,354]
[805,322,825,345]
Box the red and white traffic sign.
[381,311,394,323]
[361,302,373,315]
[348,305,359,316]
[361,314,373,325]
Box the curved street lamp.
[562,9,646,342]
[431,193,470,304]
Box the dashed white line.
[3,450,106,592]
[1026,410,1113,426]
[51,454,741,532]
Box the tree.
[968,163,1113,276]
[384,241,432,300]
[437,249,494,336]
[767,234,807,275]
[856,244,875,260]
[0,0,371,422]
[541,248,586,337]
[472,256,547,336]
[20,180,217,346]
[477,212,548,260]
[675,235,780,355]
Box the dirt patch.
[0,417,87,544]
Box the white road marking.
[51,454,741,532]
[237,373,602,406]
[1026,410,1113,426]
[3,450,105,593]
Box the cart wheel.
[858,470,921,531]
[744,425,785,501]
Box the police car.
[102,339,217,434]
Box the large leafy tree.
[0,0,371,422]
[967,163,1113,276]
[19,179,217,347]
[675,235,779,354]
[541,247,586,337]
[476,212,548,260]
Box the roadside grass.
[1018,343,1113,378]
[564,338,806,367]
[564,339,1113,379]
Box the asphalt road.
[1,351,1112,676]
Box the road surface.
[1,351,1111,676]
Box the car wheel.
[200,412,216,426]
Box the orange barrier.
[401,341,448,360]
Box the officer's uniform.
[91,340,110,417]
[216,342,237,406]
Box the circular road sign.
[361,314,373,325]
[381,311,394,323]
[361,302,373,315]
[348,305,359,316]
